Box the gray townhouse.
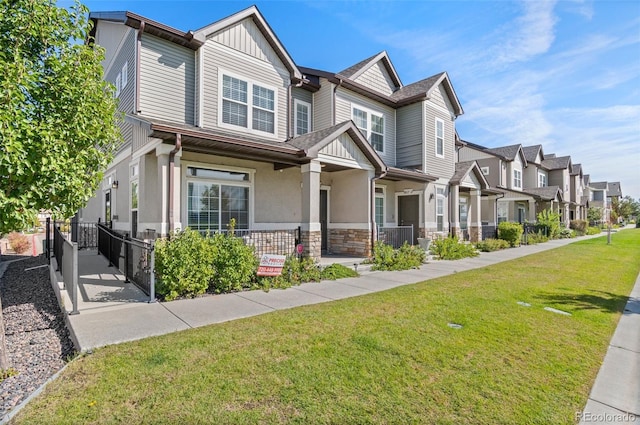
[79,5,499,260]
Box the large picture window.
[221,73,275,134]
[186,167,250,232]
[352,105,384,152]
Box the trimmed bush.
[570,220,588,235]
[320,263,359,280]
[370,241,426,270]
[558,228,576,239]
[208,232,258,293]
[8,232,30,254]
[475,238,510,252]
[258,256,321,290]
[524,232,549,245]
[430,237,478,260]
[155,229,216,301]
[498,222,523,247]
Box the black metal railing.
[197,228,301,257]
[481,225,497,240]
[97,223,155,300]
[52,223,65,273]
[377,226,413,249]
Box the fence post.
[46,217,51,265]
[71,214,78,243]
[107,228,113,267]
[148,242,156,303]
[70,242,79,315]
[124,233,130,283]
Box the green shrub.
[320,263,359,280]
[558,228,576,239]
[475,238,510,252]
[570,220,588,235]
[370,241,426,270]
[208,232,258,293]
[523,231,549,245]
[155,229,216,301]
[498,222,523,247]
[8,232,30,254]
[430,237,478,260]
[258,256,320,290]
[537,209,561,239]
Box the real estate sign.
[257,254,286,277]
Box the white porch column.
[155,144,174,237]
[469,189,482,242]
[450,185,460,238]
[301,160,321,259]
[529,200,537,222]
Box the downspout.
[370,168,388,251]
[135,21,145,114]
[168,133,182,234]
[332,78,343,126]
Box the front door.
[398,195,419,244]
[320,189,328,252]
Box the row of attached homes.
[80,6,622,260]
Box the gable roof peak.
[337,51,402,89]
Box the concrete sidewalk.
[51,229,639,424]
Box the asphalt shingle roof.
[525,186,563,201]
[484,144,522,161]
[607,182,622,197]
[542,155,571,170]
[522,145,543,163]
[590,181,608,190]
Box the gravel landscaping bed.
[0,255,76,418]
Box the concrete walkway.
[51,229,638,423]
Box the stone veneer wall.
[469,226,482,243]
[300,230,321,262]
[328,229,371,257]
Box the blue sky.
[68,0,640,199]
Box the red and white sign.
[257,254,286,277]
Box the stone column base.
[300,230,321,262]
[469,226,482,243]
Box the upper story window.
[352,105,384,152]
[294,99,311,136]
[538,172,547,187]
[221,73,276,135]
[435,118,444,158]
[513,169,522,189]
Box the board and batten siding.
[319,134,372,169]
[201,17,290,139]
[335,88,396,165]
[139,34,195,125]
[396,103,423,169]
[353,62,397,96]
[313,79,333,131]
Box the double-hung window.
[294,99,310,135]
[435,118,444,157]
[222,73,275,135]
[374,187,385,227]
[513,169,522,189]
[352,105,384,152]
[436,187,445,232]
[186,167,251,232]
[538,172,547,187]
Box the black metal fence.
[197,228,301,257]
[377,226,413,249]
[97,223,155,300]
[481,225,497,240]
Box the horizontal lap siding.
[424,84,455,179]
[335,88,396,166]
[313,80,333,131]
[104,28,136,149]
[396,103,423,169]
[140,34,195,124]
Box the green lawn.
[12,229,640,424]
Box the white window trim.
[182,161,255,230]
[435,118,445,158]
[217,69,279,139]
[115,73,121,97]
[294,99,311,136]
[435,185,446,231]
[351,103,385,154]
[374,185,386,227]
[513,169,522,189]
[538,171,547,187]
[121,62,128,90]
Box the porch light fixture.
[111,180,119,189]
[429,193,435,201]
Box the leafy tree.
[0,0,121,234]
[612,196,640,222]
[587,207,603,224]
